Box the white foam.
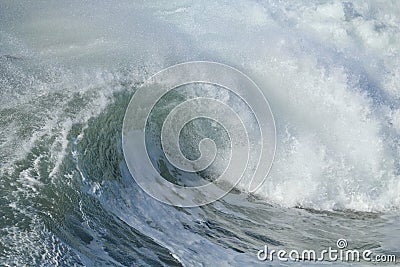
[2,0,399,214]
[149,0,400,212]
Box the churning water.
[1,1,400,266]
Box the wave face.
[1,0,400,266]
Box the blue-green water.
[1,1,400,266]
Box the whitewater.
[1,0,400,266]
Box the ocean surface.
[1,1,400,266]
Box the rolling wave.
[1,0,400,265]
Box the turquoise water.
[1,1,400,266]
